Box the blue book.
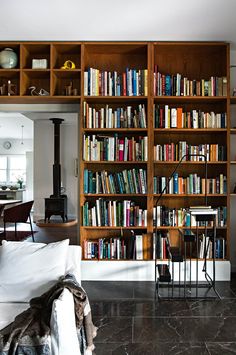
[133,69,137,96]
[165,74,172,96]
[84,169,89,193]
[173,173,178,194]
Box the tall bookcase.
[152,42,229,265]
[0,41,231,279]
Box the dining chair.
[3,200,35,242]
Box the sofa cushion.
[0,239,69,302]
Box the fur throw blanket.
[0,274,97,355]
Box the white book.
[84,72,88,96]
[192,110,198,128]
[116,239,120,260]
[96,199,101,226]
[144,136,148,161]
[113,200,117,227]
[153,232,156,260]
[135,235,143,260]
[171,108,177,128]
[164,105,169,128]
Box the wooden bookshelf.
[0,42,81,102]
[0,41,231,266]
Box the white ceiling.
[0,0,236,48]
[0,0,236,138]
[0,113,33,139]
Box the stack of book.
[154,105,227,129]
[83,199,147,227]
[83,134,148,161]
[154,142,226,161]
[153,173,227,194]
[84,67,148,96]
[84,102,147,128]
[84,168,147,194]
[154,68,227,97]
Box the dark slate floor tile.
[215,282,236,298]
[94,342,209,355]
[206,342,236,354]
[133,317,236,343]
[93,316,132,344]
[133,281,156,299]
[90,299,192,317]
[83,281,134,300]
[91,300,136,317]
[188,299,236,317]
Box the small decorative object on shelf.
[29,86,49,96]
[7,80,17,95]
[64,81,78,96]
[0,48,18,68]
[61,60,76,69]
[233,88,236,96]
[32,59,47,69]
[0,81,17,96]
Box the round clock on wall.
[3,141,11,150]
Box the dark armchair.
[3,200,35,242]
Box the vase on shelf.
[0,48,18,69]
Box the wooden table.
[0,199,22,205]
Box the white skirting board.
[81,260,231,281]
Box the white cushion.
[0,302,29,330]
[0,239,69,302]
[50,288,81,355]
[65,245,82,284]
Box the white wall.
[0,138,32,155]
[0,0,236,47]
[33,115,78,221]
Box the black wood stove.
[45,118,68,223]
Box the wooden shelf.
[0,41,230,263]
[154,161,227,164]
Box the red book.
[123,72,127,96]
[119,139,124,161]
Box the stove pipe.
[50,118,64,197]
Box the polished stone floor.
[83,276,236,355]
[2,224,236,354]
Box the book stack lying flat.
[189,206,217,215]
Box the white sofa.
[0,240,88,354]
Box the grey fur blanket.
[0,274,97,355]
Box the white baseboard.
[81,260,231,281]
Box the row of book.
[84,168,147,194]
[153,206,227,227]
[154,105,227,129]
[83,102,147,129]
[154,142,226,162]
[84,67,148,96]
[83,134,148,161]
[153,70,227,96]
[153,173,227,195]
[153,232,226,260]
[83,234,144,260]
[83,199,147,227]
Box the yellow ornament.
[61,60,76,69]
